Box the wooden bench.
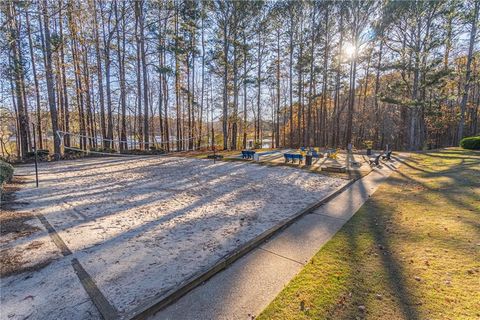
[207,154,223,160]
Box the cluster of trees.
[1,0,479,159]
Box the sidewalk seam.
[257,247,305,266]
[309,212,348,221]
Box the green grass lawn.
[258,148,480,320]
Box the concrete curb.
[123,170,369,320]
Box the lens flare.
[344,42,357,59]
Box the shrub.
[62,149,84,160]
[0,159,14,186]
[120,148,166,155]
[89,147,117,153]
[460,136,480,150]
[26,149,50,161]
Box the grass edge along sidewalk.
[258,148,480,320]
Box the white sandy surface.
[1,156,347,319]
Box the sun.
[343,42,357,60]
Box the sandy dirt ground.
[1,156,348,319]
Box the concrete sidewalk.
[151,160,402,320]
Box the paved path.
[150,159,403,320]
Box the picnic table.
[326,149,338,159]
[241,150,255,159]
[284,153,303,163]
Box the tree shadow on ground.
[340,174,422,320]
[293,150,479,319]
[3,155,345,317]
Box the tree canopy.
[1,0,479,159]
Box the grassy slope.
[258,148,480,320]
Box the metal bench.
[369,153,382,166]
[382,150,392,161]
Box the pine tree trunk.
[222,15,229,150]
[58,2,70,147]
[198,7,205,149]
[256,30,262,146]
[92,0,107,147]
[175,6,181,151]
[231,8,238,150]
[243,33,248,150]
[345,7,358,148]
[321,5,330,147]
[115,1,127,151]
[191,18,196,151]
[138,0,149,149]
[163,47,170,152]
[458,0,479,142]
[297,11,304,147]
[157,4,165,150]
[134,1,143,149]
[42,0,61,158]
[333,7,345,147]
[7,59,21,158]
[83,47,94,149]
[306,6,316,147]
[6,3,29,158]
[289,15,294,148]
[275,27,281,148]
[26,10,43,149]
[187,53,192,150]
[373,38,384,148]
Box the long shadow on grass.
[342,150,479,319]
[340,169,421,320]
[422,149,480,158]
[383,157,479,247]
[293,152,477,319]
[393,156,479,213]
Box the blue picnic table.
[284,153,303,163]
[241,150,255,159]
